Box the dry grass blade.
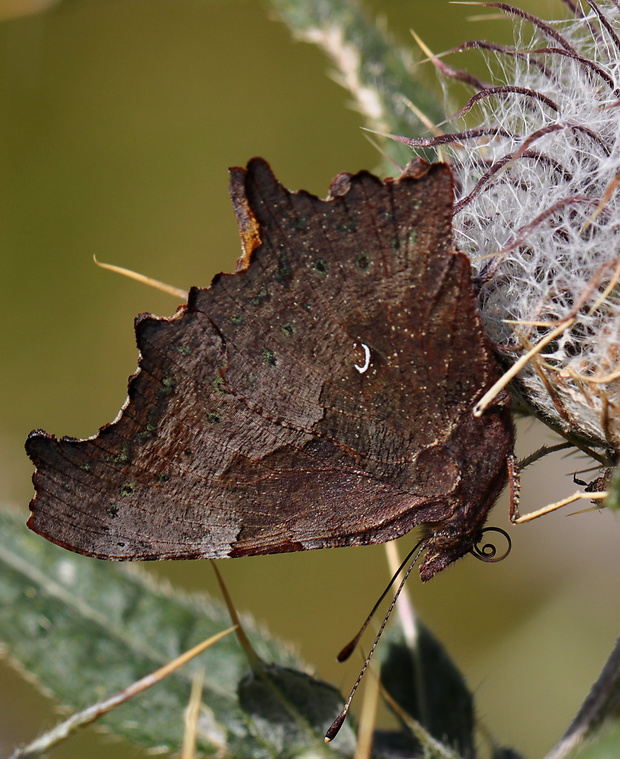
[182,668,206,759]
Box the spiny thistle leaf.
[0,507,355,757]
[269,0,445,168]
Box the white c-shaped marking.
[354,342,371,373]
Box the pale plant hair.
[413,1,620,455]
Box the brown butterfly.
[26,158,514,580]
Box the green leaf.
[378,623,475,759]
[0,507,353,757]
[269,0,445,169]
[239,663,357,757]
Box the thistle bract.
[408,2,620,456]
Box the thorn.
[211,560,262,670]
[93,255,188,300]
[474,318,575,416]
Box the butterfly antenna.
[337,538,425,662]
[325,540,426,742]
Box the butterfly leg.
[506,453,523,523]
[509,453,607,523]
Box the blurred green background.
[1,0,619,757]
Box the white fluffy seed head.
[441,2,620,453]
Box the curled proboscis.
[470,527,512,563]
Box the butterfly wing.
[26,159,513,577]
